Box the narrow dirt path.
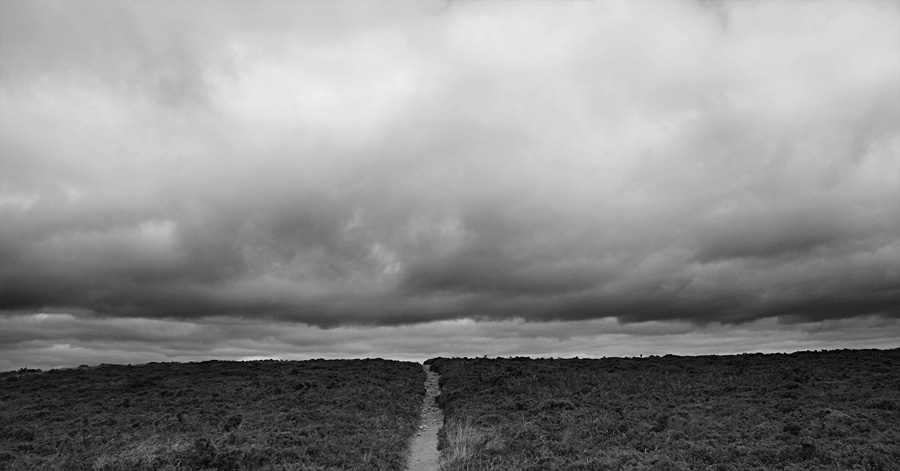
[405,364,442,471]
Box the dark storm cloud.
[1,0,898,334]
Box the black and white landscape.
[1,2,899,470]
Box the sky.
[1,0,898,371]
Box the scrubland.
[427,349,900,471]
[2,350,897,471]
[0,359,423,471]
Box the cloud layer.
[1,1,898,338]
[2,313,898,372]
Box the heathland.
[1,349,898,470]
[0,359,423,470]
[428,349,900,471]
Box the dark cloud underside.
[1,1,898,331]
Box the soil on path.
[405,364,443,471]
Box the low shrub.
[428,349,900,471]
[0,359,423,470]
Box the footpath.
[405,364,443,471]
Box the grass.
[439,417,504,470]
[427,349,900,471]
[0,359,423,471]
[3,349,898,470]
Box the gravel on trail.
[405,364,443,471]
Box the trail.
[405,364,443,471]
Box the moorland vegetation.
[2,350,898,471]
[0,359,423,471]
[427,349,900,471]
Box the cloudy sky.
[1,0,898,371]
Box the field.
[2,350,898,471]
[427,349,900,471]
[0,359,423,471]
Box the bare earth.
[405,364,443,471]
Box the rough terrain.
[405,364,443,471]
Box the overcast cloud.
[1,1,898,369]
